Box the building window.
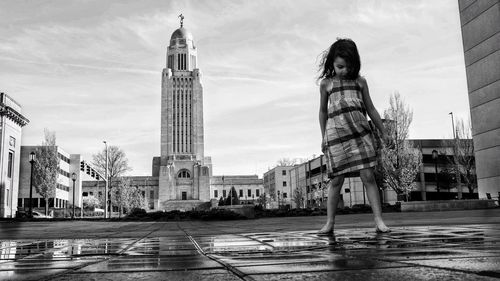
[6,189,9,206]
[283,192,287,198]
[82,192,88,197]
[247,189,251,197]
[214,190,218,198]
[150,190,154,199]
[283,181,287,187]
[256,189,260,197]
[282,170,286,176]
[178,170,191,178]
[57,153,70,164]
[182,192,187,200]
[7,152,13,178]
[223,190,226,198]
[239,189,243,198]
[18,198,22,207]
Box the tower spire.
[178,14,184,27]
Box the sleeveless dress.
[323,77,377,178]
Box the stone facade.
[18,148,93,213]
[264,166,295,207]
[82,176,159,212]
[0,93,28,218]
[155,22,211,211]
[80,22,262,214]
[210,175,264,204]
[458,0,500,199]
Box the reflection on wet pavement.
[0,224,499,280]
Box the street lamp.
[277,190,280,209]
[28,151,36,216]
[449,112,456,139]
[71,173,76,219]
[432,150,440,194]
[449,112,462,199]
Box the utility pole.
[103,141,109,218]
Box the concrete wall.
[401,199,497,212]
[458,0,500,199]
[0,116,23,218]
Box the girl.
[318,38,390,235]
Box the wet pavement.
[0,209,500,280]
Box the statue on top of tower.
[178,14,184,27]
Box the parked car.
[31,211,53,219]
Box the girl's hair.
[317,38,361,81]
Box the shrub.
[128,208,147,217]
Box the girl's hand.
[381,132,389,145]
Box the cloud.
[1,0,471,176]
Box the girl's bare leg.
[318,175,345,234]
[359,168,390,232]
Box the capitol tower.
[153,16,212,211]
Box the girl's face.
[333,57,348,78]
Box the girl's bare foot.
[375,222,390,233]
[318,222,334,235]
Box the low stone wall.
[401,199,497,212]
[162,200,206,212]
[217,205,255,219]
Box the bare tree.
[276,158,297,166]
[110,178,147,217]
[379,93,422,200]
[92,145,131,180]
[110,177,130,218]
[92,145,131,217]
[128,186,147,211]
[441,119,476,194]
[384,92,413,150]
[33,129,59,216]
[293,187,305,209]
[257,193,267,208]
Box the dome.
[170,27,193,41]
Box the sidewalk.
[0,209,499,280]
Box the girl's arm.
[358,77,388,142]
[319,79,329,150]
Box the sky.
[0,0,471,177]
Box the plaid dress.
[323,78,377,178]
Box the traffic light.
[80,161,85,171]
[86,165,91,175]
[91,170,95,177]
[95,174,100,180]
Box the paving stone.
[1,210,500,280]
[235,259,410,275]
[249,267,499,281]
[401,256,500,276]
[49,269,241,281]
[76,255,222,272]
[0,269,67,281]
